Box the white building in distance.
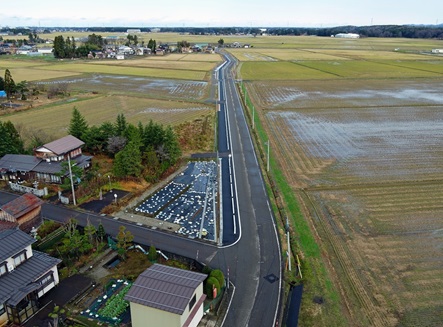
[334,33,360,38]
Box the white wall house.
[0,229,61,326]
[125,264,207,327]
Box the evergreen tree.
[65,37,76,58]
[68,107,88,139]
[0,121,25,156]
[113,141,142,177]
[97,222,106,244]
[148,245,158,261]
[147,39,156,52]
[4,69,15,99]
[53,35,66,58]
[0,76,4,90]
[115,113,127,136]
[84,218,97,247]
[65,37,71,56]
[82,125,108,154]
[143,120,164,149]
[87,33,105,47]
[163,126,181,165]
[71,37,76,57]
[15,80,29,100]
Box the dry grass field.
[0,48,217,146]
[34,62,208,80]
[237,36,443,326]
[1,95,213,140]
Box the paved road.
[211,52,282,326]
[0,191,218,264]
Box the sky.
[1,0,442,28]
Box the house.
[32,135,92,183]
[117,46,134,55]
[0,135,92,184]
[125,264,207,327]
[37,48,53,56]
[34,135,84,161]
[0,154,41,182]
[0,229,61,326]
[15,45,33,55]
[0,193,43,233]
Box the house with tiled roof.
[125,264,207,327]
[0,135,92,184]
[0,229,61,326]
[0,193,43,233]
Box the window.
[189,294,197,311]
[0,303,4,315]
[39,273,54,287]
[13,251,27,267]
[0,262,7,276]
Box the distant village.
[0,28,257,60]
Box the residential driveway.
[24,274,93,327]
[79,190,129,213]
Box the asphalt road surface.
[210,52,282,326]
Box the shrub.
[148,245,158,261]
[210,269,225,288]
[205,277,220,300]
[37,220,62,239]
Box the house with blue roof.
[0,91,6,98]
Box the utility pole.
[68,154,76,206]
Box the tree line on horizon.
[2,25,443,39]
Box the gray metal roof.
[36,135,84,156]
[0,250,61,305]
[124,264,207,315]
[0,154,41,172]
[0,229,36,263]
[32,154,92,175]
[32,160,63,174]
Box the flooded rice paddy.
[263,79,443,326]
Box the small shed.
[0,193,43,233]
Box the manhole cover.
[264,273,279,284]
